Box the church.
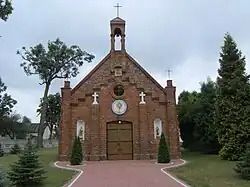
[58,13,181,161]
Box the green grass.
[170,151,250,187]
[0,148,76,187]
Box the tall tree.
[178,90,200,149]
[0,0,13,21]
[178,78,220,154]
[18,38,95,147]
[0,77,16,118]
[216,33,250,160]
[37,92,61,139]
[0,77,17,138]
[193,78,220,154]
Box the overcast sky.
[1,0,250,122]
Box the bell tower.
[110,3,126,52]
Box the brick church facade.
[58,15,181,161]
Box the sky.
[1,0,250,122]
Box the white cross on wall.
[139,92,146,104]
[92,92,99,105]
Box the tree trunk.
[49,124,53,140]
[37,83,50,148]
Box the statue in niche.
[156,126,160,136]
[78,127,83,140]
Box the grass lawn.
[0,148,76,187]
[169,151,250,187]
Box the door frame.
[106,120,133,160]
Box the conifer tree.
[234,143,250,180]
[7,139,46,187]
[157,132,170,163]
[216,33,250,160]
[0,169,7,187]
[70,136,83,165]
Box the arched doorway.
[106,121,133,160]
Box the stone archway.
[106,121,133,160]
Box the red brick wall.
[58,51,181,161]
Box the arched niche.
[154,118,162,139]
[76,120,85,141]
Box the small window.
[115,67,122,76]
[114,85,124,96]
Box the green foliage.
[0,77,17,120]
[234,143,250,180]
[0,169,7,187]
[0,113,30,139]
[17,38,95,147]
[70,136,83,165]
[178,78,220,154]
[216,33,250,160]
[7,140,47,187]
[10,144,21,155]
[178,90,199,149]
[0,144,4,157]
[37,92,61,139]
[157,132,170,163]
[193,78,220,154]
[0,0,13,21]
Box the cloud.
[1,0,250,122]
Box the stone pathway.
[54,159,188,187]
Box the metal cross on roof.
[114,3,122,17]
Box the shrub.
[10,144,21,154]
[157,132,170,163]
[70,136,83,165]
[234,143,250,180]
[7,139,46,187]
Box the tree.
[17,38,95,147]
[157,132,170,163]
[178,90,200,149]
[70,136,83,165]
[0,0,13,21]
[216,33,250,160]
[234,143,250,180]
[0,112,30,139]
[8,139,46,187]
[0,77,17,138]
[0,77,17,119]
[178,78,220,154]
[0,168,8,187]
[37,92,61,139]
[192,78,220,154]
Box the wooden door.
[107,122,133,160]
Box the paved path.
[55,159,188,187]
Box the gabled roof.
[71,52,166,94]
[110,17,125,23]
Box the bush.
[234,143,250,180]
[10,144,21,154]
[157,132,170,163]
[70,136,83,165]
[0,144,4,157]
[7,139,47,187]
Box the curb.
[160,159,190,187]
[54,161,84,187]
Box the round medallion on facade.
[112,99,127,115]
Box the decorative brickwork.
[58,16,181,161]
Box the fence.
[0,139,58,153]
